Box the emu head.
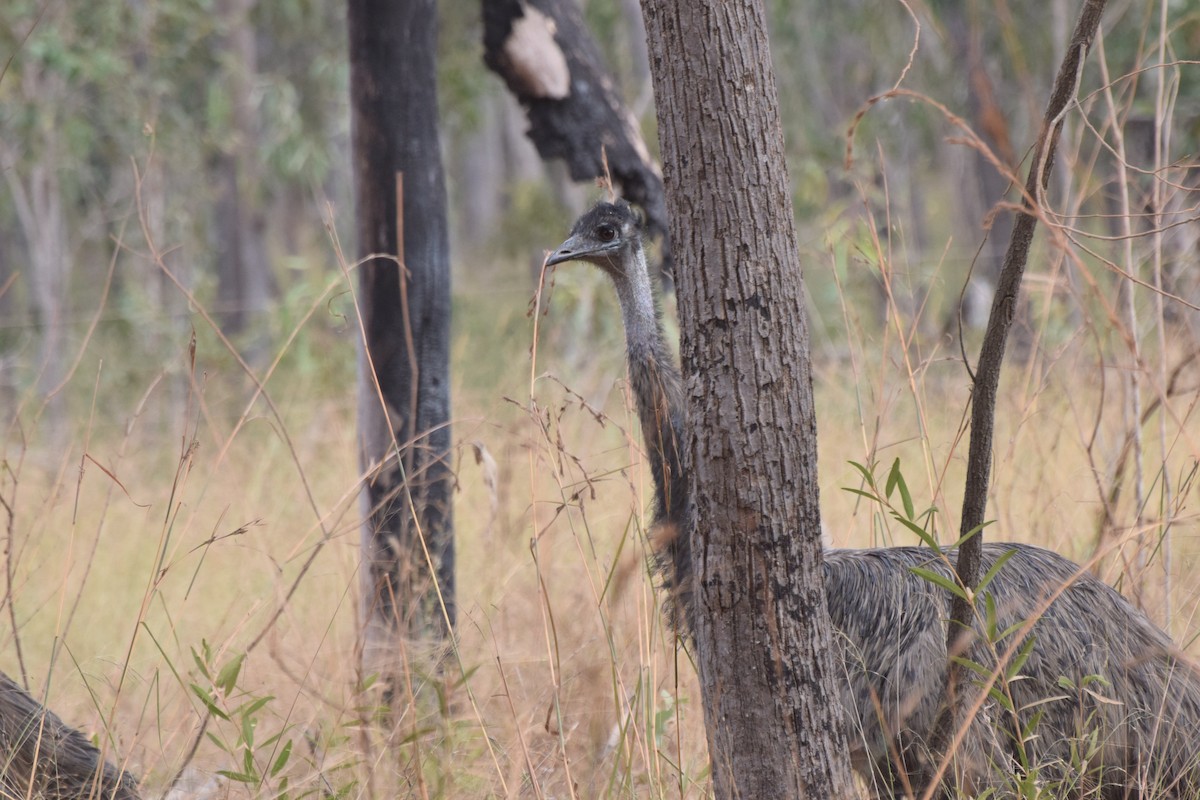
[545,201,643,277]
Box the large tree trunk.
[638,1,855,796]
[348,0,456,675]
[481,0,672,277]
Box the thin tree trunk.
[3,66,69,424]
[941,0,1023,340]
[935,0,1108,775]
[348,0,456,675]
[639,1,855,796]
[0,222,15,409]
[213,0,275,344]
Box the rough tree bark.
[481,0,672,276]
[638,1,855,796]
[348,0,455,672]
[936,0,1108,769]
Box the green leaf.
[952,519,995,548]
[886,458,915,520]
[998,620,1029,643]
[242,746,255,775]
[1007,636,1037,679]
[976,548,1017,596]
[893,515,940,551]
[847,460,876,488]
[216,653,245,695]
[841,487,879,503]
[987,684,1014,712]
[950,655,991,679]
[908,566,968,601]
[217,770,257,784]
[190,683,230,721]
[984,592,998,639]
[397,726,437,745]
[239,695,274,718]
[1021,709,1046,742]
[241,714,256,749]
[885,458,901,499]
[271,739,293,777]
[191,647,211,681]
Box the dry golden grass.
[2,229,1198,799]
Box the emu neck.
[611,242,692,631]
[611,246,677,435]
[612,245,662,362]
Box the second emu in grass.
[546,200,1200,799]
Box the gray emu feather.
[0,672,140,800]
[547,201,1200,799]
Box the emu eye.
[596,224,617,242]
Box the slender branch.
[932,0,1109,777]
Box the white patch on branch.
[505,5,570,100]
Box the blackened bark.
[481,0,672,277]
[0,672,140,800]
[639,0,855,796]
[938,0,1108,764]
[348,0,455,661]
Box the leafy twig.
[927,0,1110,792]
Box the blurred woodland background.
[1,0,1199,797]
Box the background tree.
[638,0,855,795]
[347,0,455,674]
[211,0,276,348]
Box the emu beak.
[545,234,590,267]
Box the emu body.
[547,201,1200,798]
[0,672,140,800]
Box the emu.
[546,200,1200,799]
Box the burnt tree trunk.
[481,0,672,277]
[348,0,455,671]
[639,0,855,796]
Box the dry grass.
[3,241,1198,798]
[4,64,1200,794]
